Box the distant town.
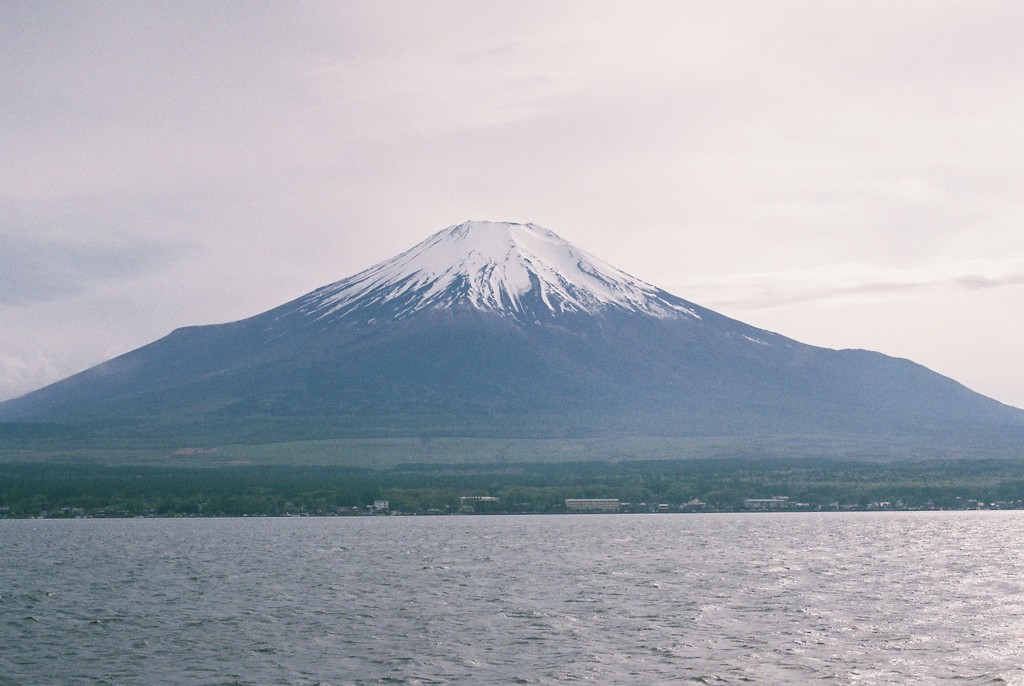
[5,458,1024,520]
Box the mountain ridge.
[2,220,1022,455]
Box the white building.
[565,498,620,512]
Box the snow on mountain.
[286,221,700,323]
[5,218,1024,444]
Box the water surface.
[3,512,1023,684]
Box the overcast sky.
[2,1,1023,408]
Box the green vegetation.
[2,457,1023,518]
[5,424,1023,469]
[4,421,1023,517]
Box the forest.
[3,457,1024,518]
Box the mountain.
[2,220,1023,450]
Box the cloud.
[0,2,1022,407]
[667,259,1024,311]
[295,38,587,142]
[0,351,60,401]
[0,226,194,306]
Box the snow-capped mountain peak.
[290,220,699,323]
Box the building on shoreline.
[459,496,501,513]
[565,498,620,512]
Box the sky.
[2,1,1023,408]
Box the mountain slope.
[2,220,1022,447]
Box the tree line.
[2,457,1024,518]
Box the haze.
[2,1,1022,407]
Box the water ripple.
[3,512,1024,684]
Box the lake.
[3,512,1023,684]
